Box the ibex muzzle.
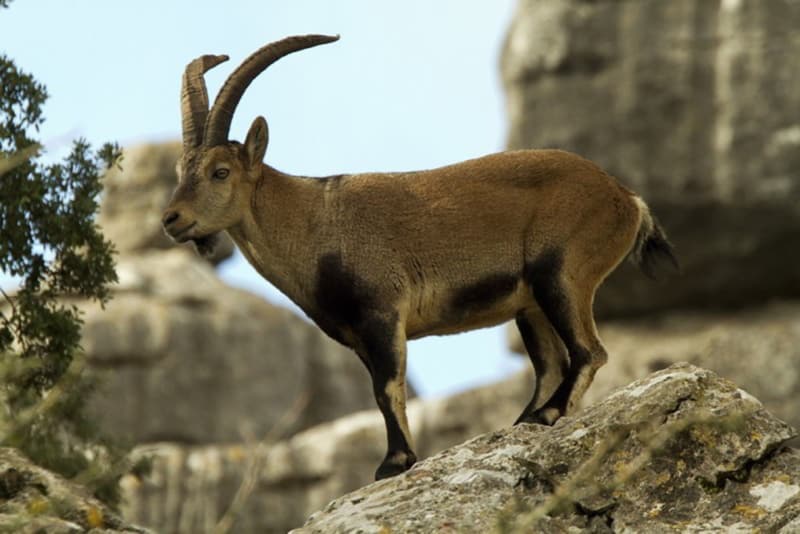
[163,35,677,480]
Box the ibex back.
[162,35,678,480]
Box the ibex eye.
[212,168,229,180]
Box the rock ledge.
[297,364,799,533]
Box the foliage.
[0,6,133,507]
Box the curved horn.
[204,34,340,146]
[181,54,229,148]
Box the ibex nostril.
[162,210,180,227]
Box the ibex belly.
[405,276,532,339]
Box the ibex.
[163,35,677,480]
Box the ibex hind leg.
[355,315,417,480]
[522,250,607,425]
[513,308,568,424]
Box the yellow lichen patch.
[646,503,664,518]
[654,471,671,486]
[26,498,50,515]
[85,506,104,528]
[377,525,392,534]
[689,427,717,448]
[732,503,766,520]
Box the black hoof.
[515,407,562,426]
[374,451,416,480]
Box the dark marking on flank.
[451,273,518,312]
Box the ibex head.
[162,34,339,256]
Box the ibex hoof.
[375,450,417,480]
[516,406,562,426]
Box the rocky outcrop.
[502,0,800,316]
[79,248,375,444]
[509,300,800,442]
[298,364,799,533]
[99,142,234,265]
[0,447,152,534]
[119,369,533,534]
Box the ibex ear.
[244,116,269,168]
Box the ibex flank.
[162,35,677,480]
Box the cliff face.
[502,0,800,316]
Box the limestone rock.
[119,369,532,533]
[298,364,799,533]
[79,249,375,444]
[99,142,234,264]
[508,300,800,442]
[502,0,800,315]
[0,447,152,533]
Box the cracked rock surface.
[297,364,799,533]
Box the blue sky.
[2,1,525,397]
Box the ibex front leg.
[355,315,416,480]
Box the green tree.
[0,3,132,506]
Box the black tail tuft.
[631,199,679,279]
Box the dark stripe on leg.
[359,315,416,479]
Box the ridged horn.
[204,34,340,147]
[181,54,229,149]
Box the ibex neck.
[227,165,326,312]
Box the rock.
[119,368,533,533]
[78,249,375,444]
[99,142,234,265]
[502,0,800,316]
[508,300,800,443]
[297,364,799,533]
[0,447,152,533]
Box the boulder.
[502,0,800,316]
[0,447,152,533]
[79,249,376,444]
[119,368,533,533]
[508,300,800,442]
[99,142,234,265]
[298,364,799,533]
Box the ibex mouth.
[170,221,197,242]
